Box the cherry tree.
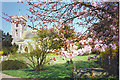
[2,0,119,74]
[2,1,118,45]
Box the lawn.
[2,53,102,79]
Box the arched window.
[20,44,22,50]
[16,24,18,27]
[16,29,18,36]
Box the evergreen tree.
[2,31,18,55]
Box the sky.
[1,2,89,35]
[2,2,32,34]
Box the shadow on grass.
[19,60,101,78]
[2,60,118,80]
[23,63,73,78]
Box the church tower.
[11,15,27,44]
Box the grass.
[2,53,102,78]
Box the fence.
[97,55,118,76]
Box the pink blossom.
[91,2,97,7]
[109,43,117,50]
[102,44,107,49]
[36,12,40,15]
[51,3,56,9]
[43,37,49,41]
[53,6,56,9]
[78,49,84,55]
[83,45,92,53]
[64,12,67,16]
[72,4,76,7]
[61,51,67,57]
[112,35,118,40]
[100,36,105,40]
[94,39,99,44]
[61,43,82,59]
[87,38,93,43]
[99,40,103,44]
[43,13,47,16]
[94,44,101,51]
[35,3,39,7]
[72,50,79,56]
[98,32,103,36]
[59,13,62,15]
[73,11,77,15]
[34,18,37,21]
[65,52,77,59]
[87,45,92,53]
[53,38,59,41]
[79,40,88,45]
[82,48,87,53]
[100,47,105,52]
[52,3,56,6]
[83,9,87,13]
[65,53,72,59]
[111,27,116,31]
[71,44,78,50]
[110,25,113,28]
[94,44,106,52]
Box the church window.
[20,45,22,50]
[16,24,18,27]
[16,29,18,36]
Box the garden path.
[0,72,21,79]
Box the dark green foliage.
[97,42,119,77]
[2,31,18,55]
[2,32,13,47]
[10,43,18,54]
[2,60,28,70]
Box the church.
[11,15,37,53]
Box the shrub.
[2,31,18,56]
[97,42,119,77]
[1,60,28,70]
[24,48,50,72]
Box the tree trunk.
[35,55,40,72]
[69,59,73,64]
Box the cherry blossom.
[1,1,118,67]
[53,38,60,41]
[109,43,117,50]
[87,38,93,43]
[83,45,92,53]
[43,37,49,41]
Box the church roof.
[22,30,37,40]
[10,15,27,22]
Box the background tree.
[2,31,18,56]
[24,28,63,71]
[24,25,77,71]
